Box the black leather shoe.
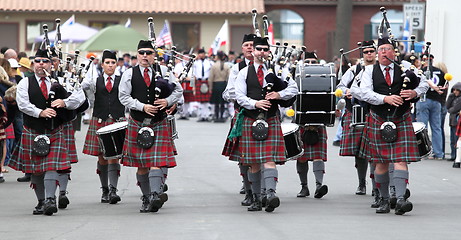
[265,190,280,213]
[33,199,44,215]
[389,196,397,209]
[239,185,245,194]
[101,187,110,203]
[453,162,461,168]
[43,197,58,216]
[108,187,121,204]
[247,194,262,211]
[139,195,150,213]
[241,190,253,206]
[404,188,411,200]
[395,199,413,215]
[297,185,309,197]
[158,193,168,208]
[0,177,4,183]
[314,185,328,199]
[163,184,168,192]
[376,198,390,214]
[371,189,381,208]
[147,193,162,212]
[355,185,366,195]
[58,191,70,209]
[17,174,31,182]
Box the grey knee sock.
[136,173,150,196]
[248,170,261,197]
[108,163,120,189]
[97,162,109,188]
[393,170,409,200]
[370,163,377,191]
[313,161,325,186]
[57,173,69,192]
[31,174,45,201]
[296,161,308,185]
[160,167,168,192]
[239,164,251,191]
[355,157,368,182]
[388,164,395,196]
[264,168,278,192]
[375,172,390,200]
[44,171,59,199]
[260,166,266,194]
[148,169,163,194]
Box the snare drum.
[412,122,432,158]
[351,104,366,126]
[281,123,304,160]
[167,115,178,140]
[96,121,128,160]
[294,63,336,126]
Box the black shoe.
[108,187,121,204]
[404,188,411,200]
[33,199,44,215]
[163,184,168,192]
[247,194,262,212]
[147,193,162,212]
[297,185,310,197]
[314,185,328,199]
[239,185,245,194]
[58,191,70,209]
[265,190,280,213]
[158,193,168,208]
[371,189,380,208]
[453,162,461,168]
[376,198,390,214]
[355,185,366,195]
[332,140,340,146]
[241,190,253,206]
[395,199,413,215]
[389,196,397,209]
[101,187,110,203]
[17,175,31,182]
[43,197,58,216]
[0,177,4,183]
[139,195,150,213]
[261,193,267,208]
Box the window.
[26,20,55,50]
[171,22,200,52]
[267,9,304,46]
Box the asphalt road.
[1,117,460,240]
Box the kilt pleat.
[234,116,286,165]
[297,125,328,161]
[82,117,119,156]
[339,110,365,156]
[8,126,71,173]
[121,117,176,168]
[63,122,78,163]
[222,112,240,161]
[358,110,420,163]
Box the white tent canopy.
[34,22,98,44]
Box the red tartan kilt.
[222,112,238,161]
[63,122,78,163]
[234,116,286,165]
[8,126,71,173]
[358,110,420,163]
[297,125,328,161]
[456,117,461,136]
[121,117,176,168]
[194,79,211,102]
[339,110,364,156]
[83,117,120,156]
[183,91,195,103]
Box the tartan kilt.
[222,111,239,161]
[358,110,420,163]
[8,126,71,173]
[340,110,365,156]
[183,91,195,103]
[194,79,211,103]
[63,121,78,163]
[166,116,178,155]
[297,125,328,161]
[234,116,286,165]
[82,117,121,156]
[121,117,176,168]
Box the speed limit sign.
[404,3,426,30]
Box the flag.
[268,22,274,45]
[124,18,131,28]
[156,20,173,47]
[209,20,228,55]
[402,17,411,53]
[63,15,75,26]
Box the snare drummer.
[119,40,182,213]
[295,52,329,199]
[8,49,85,216]
[81,50,125,204]
[356,37,428,215]
[233,37,297,212]
[337,40,376,196]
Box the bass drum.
[281,123,304,160]
[294,63,336,126]
[412,122,432,158]
[96,121,128,160]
